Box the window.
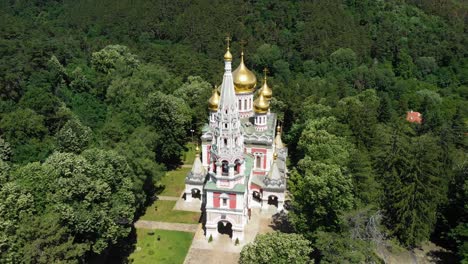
[244,99,247,110]
[238,99,241,110]
[222,198,227,206]
[222,160,229,175]
[223,138,227,146]
[256,156,261,169]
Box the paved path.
[183,207,277,264]
[135,220,199,233]
[157,195,179,201]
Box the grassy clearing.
[141,200,200,224]
[158,167,190,197]
[182,143,196,165]
[128,228,194,264]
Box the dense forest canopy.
[0,0,466,263]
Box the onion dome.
[224,49,232,61]
[224,36,233,61]
[259,69,272,100]
[253,92,269,114]
[233,52,257,94]
[208,85,220,111]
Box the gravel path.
[157,195,180,201]
[135,220,199,233]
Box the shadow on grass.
[269,210,294,233]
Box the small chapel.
[184,40,288,242]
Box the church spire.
[219,36,237,111]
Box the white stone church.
[184,42,288,242]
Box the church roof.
[263,155,285,191]
[185,151,206,184]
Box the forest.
[0,0,466,263]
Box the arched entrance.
[252,191,261,202]
[268,195,279,207]
[217,221,233,238]
[191,188,201,199]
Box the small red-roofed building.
[406,110,422,124]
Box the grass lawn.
[159,167,191,197]
[141,200,200,224]
[182,143,196,165]
[129,228,194,264]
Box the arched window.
[244,99,247,110]
[223,138,228,146]
[256,156,261,169]
[234,159,240,173]
[238,99,241,110]
[222,160,229,175]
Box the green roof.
[204,154,253,193]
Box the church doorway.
[252,191,261,202]
[191,188,201,199]
[268,195,279,207]
[217,221,233,238]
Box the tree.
[0,137,11,161]
[173,76,212,131]
[43,150,136,254]
[0,182,35,263]
[56,119,92,153]
[374,123,445,247]
[239,232,312,264]
[0,108,47,145]
[297,117,353,167]
[330,48,358,71]
[314,231,382,263]
[289,162,354,238]
[145,91,191,167]
[91,45,139,74]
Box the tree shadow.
[426,250,457,264]
[269,210,294,233]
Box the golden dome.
[208,85,220,111]
[259,72,272,100]
[254,93,269,114]
[273,152,278,160]
[224,49,232,61]
[233,52,257,94]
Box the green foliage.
[374,124,445,247]
[56,119,92,153]
[91,45,139,74]
[44,149,136,254]
[0,136,11,161]
[0,108,47,145]
[289,162,354,238]
[145,91,191,167]
[239,232,312,264]
[314,231,383,263]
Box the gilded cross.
[239,39,247,52]
[225,35,231,49]
[263,68,269,79]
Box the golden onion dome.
[254,92,270,114]
[224,49,232,61]
[259,74,272,100]
[208,85,220,111]
[233,52,257,94]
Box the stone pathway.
[183,207,276,264]
[157,195,180,201]
[135,220,199,233]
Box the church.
[184,41,288,242]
